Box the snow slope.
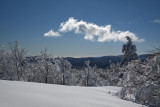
[0,80,145,107]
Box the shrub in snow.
[119,54,160,107]
[135,84,160,107]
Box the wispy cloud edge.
[152,19,160,24]
[44,29,60,37]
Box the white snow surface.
[0,80,145,107]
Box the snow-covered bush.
[119,54,160,107]
[136,84,160,107]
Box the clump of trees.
[0,41,108,86]
[120,53,160,107]
[0,41,28,80]
[103,53,160,107]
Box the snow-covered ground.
[0,80,145,107]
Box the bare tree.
[40,47,53,83]
[84,60,91,86]
[55,57,72,85]
[9,41,27,80]
[0,45,12,79]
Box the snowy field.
[0,80,145,107]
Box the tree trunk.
[45,76,48,83]
[62,74,65,85]
[86,74,89,86]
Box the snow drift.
[0,80,146,107]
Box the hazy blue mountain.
[26,54,149,69]
[66,54,149,69]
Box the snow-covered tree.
[84,60,91,86]
[40,48,50,83]
[0,45,13,79]
[55,57,72,85]
[119,54,160,107]
[8,41,28,80]
[83,61,99,86]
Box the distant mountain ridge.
[66,54,149,69]
[26,54,149,69]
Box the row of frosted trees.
[0,41,108,86]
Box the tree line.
[0,41,108,86]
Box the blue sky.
[0,0,160,57]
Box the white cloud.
[152,19,160,24]
[44,29,60,37]
[44,17,144,42]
